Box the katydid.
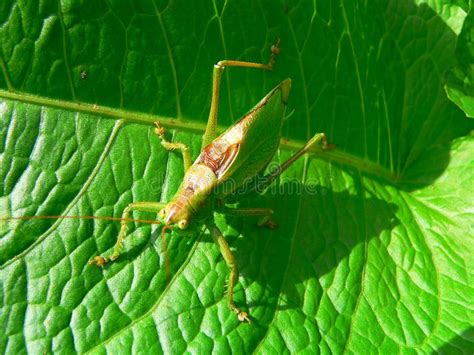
[3,40,331,323]
[88,40,330,323]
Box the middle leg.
[207,221,251,323]
[154,121,192,171]
[217,205,276,228]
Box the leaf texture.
[1,0,473,353]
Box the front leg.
[154,121,192,171]
[89,201,166,266]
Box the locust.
[5,40,331,323]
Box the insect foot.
[268,38,281,69]
[262,219,278,229]
[326,143,337,151]
[256,210,277,229]
[88,255,108,267]
[153,121,166,137]
[154,121,192,170]
[235,309,252,324]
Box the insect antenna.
[0,215,162,224]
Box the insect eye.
[158,209,166,220]
[177,219,188,230]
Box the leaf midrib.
[0,89,397,183]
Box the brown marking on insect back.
[199,140,228,171]
[199,146,222,172]
[216,143,240,178]
[198,141,240,178]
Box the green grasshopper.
[2,41,330,323]
[87,40,331,323]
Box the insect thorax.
[166,164,218,222]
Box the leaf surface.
[1,0,473,353]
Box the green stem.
[0,89,397,183]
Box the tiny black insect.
[80,70,88,80]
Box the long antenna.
[0,215,161,224]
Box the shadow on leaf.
[223,180,399,323]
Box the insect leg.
[207,222,251,323]
[256,133,332,192]
[154,121,192,171]
[202,39,281,149]
[217,206,276,228]
[89,201,166,267]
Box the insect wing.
[198,79,291,194]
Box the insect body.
[63,41,331,323]
[159,78,291,228]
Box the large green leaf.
[1,0,473,353]
[446,0,474,117]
